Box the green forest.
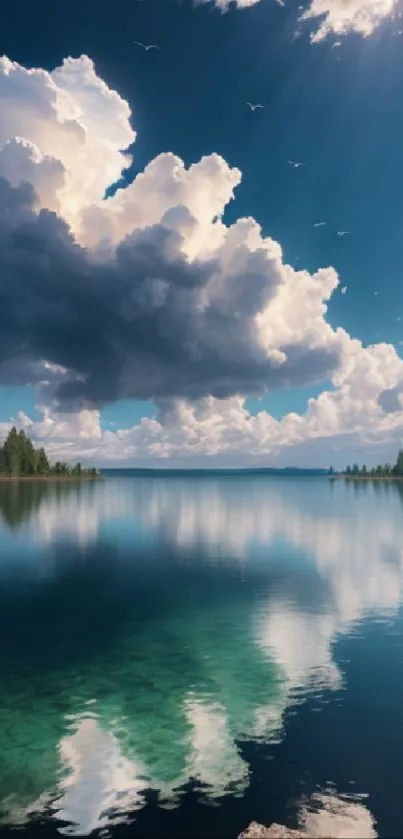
[344,449,403,478]
[0,427,99,478]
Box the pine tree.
[2,427,21,476]
[35,447,50,475]
[18,430,36,475]
[395,450,403,476]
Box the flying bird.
[134,41,161,51]
[247,102,265,111]
[374,291,379,296]
[313,221,326,227]
[340,285,347,294]
[337,230,349,236]
[288,160,305,168]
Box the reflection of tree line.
[346,475,403,501]
[3,466,403,531]
[0,480,85,528]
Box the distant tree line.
[0,427,99,478]
[344,449,403,478]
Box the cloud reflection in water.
[0,476,399,834]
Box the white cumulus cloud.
[300,0,398,41]
[200,0,398,40]
[0,55,134,235]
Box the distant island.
[0,427,100,480]
[330,449,403,480]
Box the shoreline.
[0,475,102,482]
[330,475,403,482]
[1,473,401,483]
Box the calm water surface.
[0,474,402,838]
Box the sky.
[1,0,403,468]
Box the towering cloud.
[0,54,402,463]
[0,55,342,409]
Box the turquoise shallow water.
[0,475,402,838]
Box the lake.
[0,473,402,838]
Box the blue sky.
[1,0,403,466]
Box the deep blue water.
[0,474,402,838]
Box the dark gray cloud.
[0,177,339,411]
